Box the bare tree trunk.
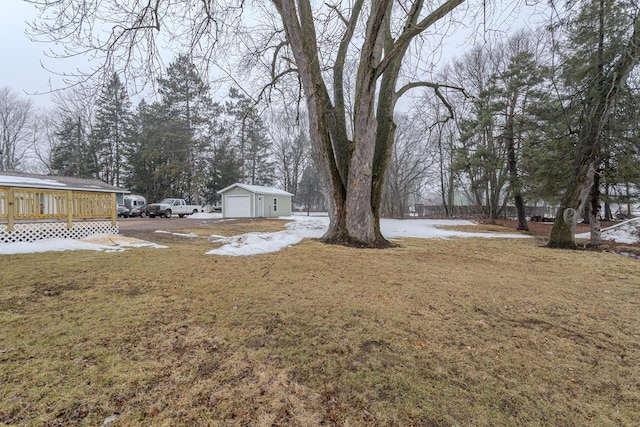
[589,171,602,246]
[437,125,450,217]
[625,181,632,217]
[603,156,612,220]
[447,164,455,217]
[582,203,590,225]
[505,108,528,231]
[274,0,463,247]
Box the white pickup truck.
[147,198,202,218]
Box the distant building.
[0,171,127,243]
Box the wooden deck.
[0,187,117,231]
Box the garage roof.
[0,171,129,194]
[218,183,294,196]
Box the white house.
[219,183,293,218]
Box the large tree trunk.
[505,104,528,231]
[548,147,598,249]
[333,0,390,247]
[274,0,464,247]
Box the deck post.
[7,188,14,231]
[66,191,73,229]
[111,193,117,226]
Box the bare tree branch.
[396,81,469,124]
[376,0,466,78]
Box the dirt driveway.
[118,216,220,233]
[116,216,266,242]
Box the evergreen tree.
[297,163,324,213]
[202,135,242,205]
[50,116,97,178]
[451,44,509,222]
[452,33,547,225]
[91,73,135,187]
[491,44,547,230]
[548,0,640,248]
[601,85,640,218]
[126,100,189,202]
[157,54,214,203]
[225,87,274,186]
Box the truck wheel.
[141,212,146,218]
[164,209,172,218]
[192,209,198,215]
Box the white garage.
[219,183,294,218]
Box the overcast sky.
[0,1,59,107]
[1,1,549,110]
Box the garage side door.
[226,195,251,217]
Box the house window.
[273,198,277,212]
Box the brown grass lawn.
[1,219,639,426]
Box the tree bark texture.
[505,96,528,231]
[274,0,465,247]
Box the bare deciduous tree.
[27,0,477,247]
[271,0,466,246]
[382,114,435,218]
[268,109,310,201]
[0,87,33,171]
[30,109,59,173]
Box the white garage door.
[226,195,251,217]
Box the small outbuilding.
[0,171,127,243]
[219,183,293,218]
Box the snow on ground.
[381,219,525,239]
[206,217,327,256]
[154,230,199,238]
[206,217,529,256]
[3,215,638,256]
[576,217,640,244]
[189,212,222,220]
[0,234,167,255]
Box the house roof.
[218,183,294,196]
[0,171,129,194]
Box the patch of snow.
[154,230,199,238]
[576,217,640,244]
[189,212,223,219]
[102,414,120,426]
[207,217,528,256]
[380,219,527,239]
[0,175,66,186]
[0,234,166,255]
[206,218,326,256]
